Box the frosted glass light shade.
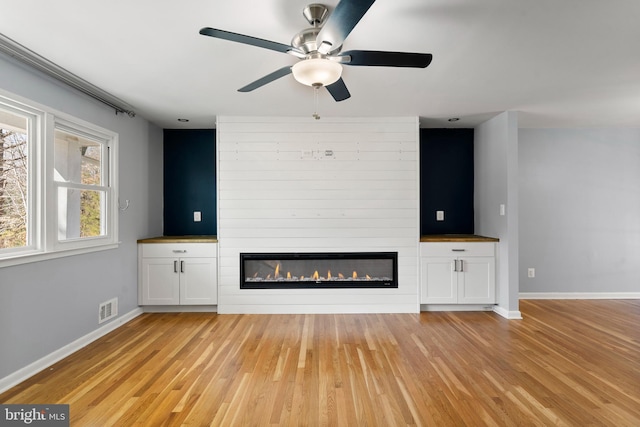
[292,58,343,87]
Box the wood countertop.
[138,235,496,243]
[137,235,218,243]
[420,234,499,242]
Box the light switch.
[436,210,445,221]
[194,211,202,222]
[500,204,506,216]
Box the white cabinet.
[420,242,496,305]
[139,242,217,305]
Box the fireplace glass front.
[240,252,398,289]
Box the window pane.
[54,129,102,186]
[58,187,105,240]
[0,110,28,250]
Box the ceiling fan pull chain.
[312,84,321,120]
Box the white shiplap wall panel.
[218,190,417,203]
[219,198,418,210]
[220,218,415,229]
[220,179,417,191]
[220,211,417,222]
[221,170,417,182]
[217,116,420,313]
[222,227,417,239]
[217,161,415,173]
[220,135,417,145]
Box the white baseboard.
[492,305,523,320]
[419,304,523,320]
[520,292,640,300]
[143,305,218,313]
[0,307,143,394]
[217,304,418,314]
[420,304,494,312]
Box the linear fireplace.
[240,252,398,289]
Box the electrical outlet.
[436,210,445,221]
[527,268,535,278]
[194,211,202,222]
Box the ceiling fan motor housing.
[293,4,341,55]
[291,27,322,54]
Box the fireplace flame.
[243,255,395,286]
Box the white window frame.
[0,95,43,259]
[49,116,118,252]
[0,89,119,268]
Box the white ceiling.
[1,0,639,129]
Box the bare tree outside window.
[0,127,28,249]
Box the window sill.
[0,243,119,269]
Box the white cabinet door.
[179,257,217,305]
[141,258,180,305]
[457,257,495,304]
[138,243,217,306]
[420,242,496,306]
[420,257,457,304]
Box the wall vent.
[99,298,118,324]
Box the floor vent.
[99,298,118,324]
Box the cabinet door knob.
[173,250,187,253]
[174,260,178,273]
[452,249,466,252]
[181,260,185,273]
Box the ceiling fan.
[199,0,433,102]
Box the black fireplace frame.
[240,252,398,289]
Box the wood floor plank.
[1,300,639,426]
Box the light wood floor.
[1,300,639,426]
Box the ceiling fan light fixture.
[292,58,342,87]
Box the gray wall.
[0,54,163,380]
[475,111,520,316]
[519,128,640,294]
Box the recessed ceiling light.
[177,118,189,122]
[448,118,460,122]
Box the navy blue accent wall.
[163,129,216,236]
[420,128,474,235]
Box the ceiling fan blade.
[316,0,376,54]
[342,50,433,68]
[238,66,292,92]
[199,27,303,56]
[325,78,351,102]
